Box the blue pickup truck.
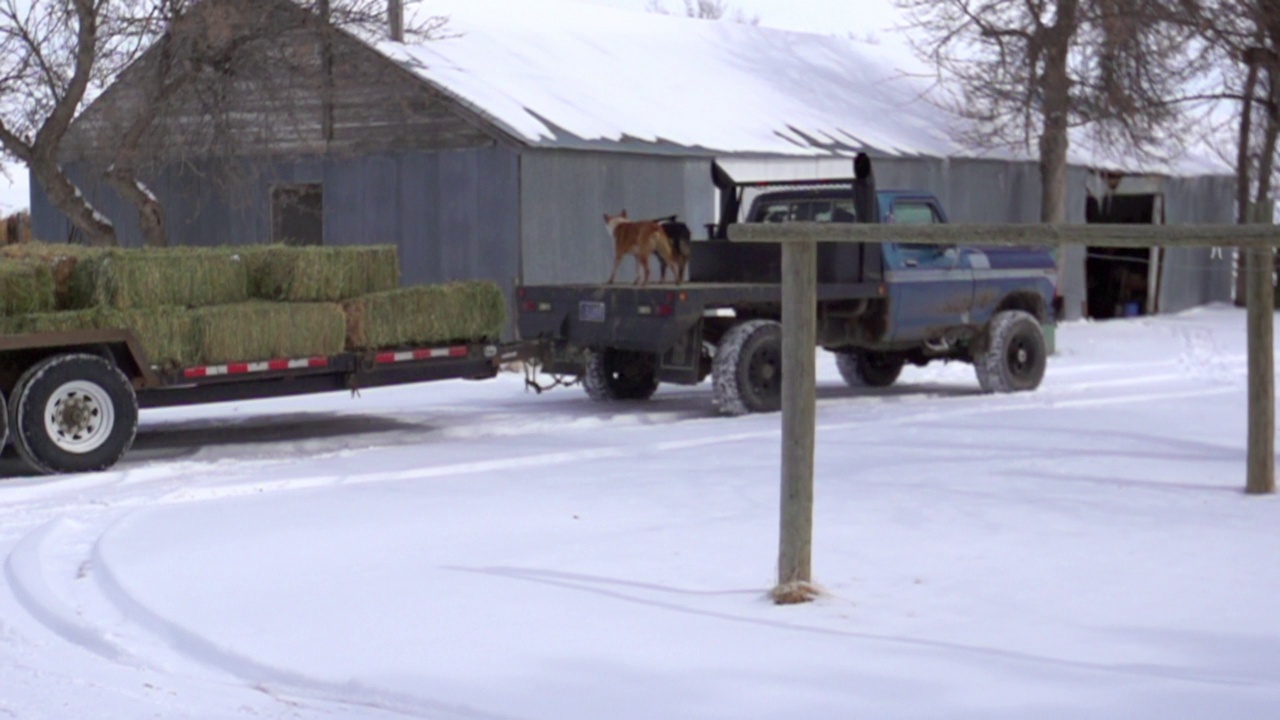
[517,156,1057,414]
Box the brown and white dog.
[604,210,682,286]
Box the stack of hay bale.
[0,243,507,369]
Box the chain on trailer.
[522,358,581,394]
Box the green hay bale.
[8,306,197,368]
[0,261,56,316]
[343,281,507,350]
[0,243,108,310]
[79,248,249,310]
[243,245,400,302]
[192,302,347,365]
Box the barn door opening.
[1085,193,1161,319]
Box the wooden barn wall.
[32,146,521,317]
[518,150,715,285]
[63,10,496,163]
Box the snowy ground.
[1,304,1278,719]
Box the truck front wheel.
[10,354,139,475]
[713,319,783,415]
[834,349,904,388]
[582,348,660,401]
[974,310,1047,393]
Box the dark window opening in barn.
[1085,193,1159,320]
[272,184,323,246]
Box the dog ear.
[621,209,628,218]
[603,213,610,223]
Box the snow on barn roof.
[376,0,1230,176]
[377,0,959,159]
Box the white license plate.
[579,301,606,323]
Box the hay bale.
[79,248,249,310]
[243,245,399,302]
[0,261,56,316]
[343,281,506,350]
[192,302,347,365]
[0,243,102,310]
[8,306,197,368]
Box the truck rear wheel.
[713,319,782,415]
[974,310,1046,393]
[834,349,904,388]
[582,348,660,401]
[10,354,139,475]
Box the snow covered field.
[1,305,1278,719]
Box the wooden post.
[1246,201,1276,494]
[772,240,819,604]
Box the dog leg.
[608,253,625,284]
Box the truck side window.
[893,202,938,225]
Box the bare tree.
[645,0,760,25]
[896,0,1204,223]
[0,1,140,246]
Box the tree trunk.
[105,168,167,248]
[1038,0,1079,225]
[30,160,116,246]
[1235,61,1260,305]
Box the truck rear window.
[751,199,856,223]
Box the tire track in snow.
[0,380,1241,717]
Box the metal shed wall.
[518,149,715,285]
[31,147,522,300]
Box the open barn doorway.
[1085,191,1163,319]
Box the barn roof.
[378,0,958,159]
[376,0,1229,177]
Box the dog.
[603,210,680,286]
[651,215,692,284]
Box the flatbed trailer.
[0,328,531,475]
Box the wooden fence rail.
[728,221,1279,604]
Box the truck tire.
[10,354,139,475]
[834,350,904,388]
[974,310,1047,393]
[582,348,660,401]
[713,319,783,415]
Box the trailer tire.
[582,348,660,401]
[0,392,8,450]
[10,354,138,475]
[973,310,1047,393]
[834,349,904,388]
[713,319,783,415]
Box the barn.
[31,0,1236,328]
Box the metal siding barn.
[30,0,1238,331]
[519,150,713,285]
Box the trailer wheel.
[713,319,782,415]
[834,349,904,388]
[582,348,660,401]
[10,354,138,475]
[973,310,1047,393]
[0,392,8,450]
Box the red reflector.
[517,287,526,299]
[656,304,674,318]
[521,301,538,312]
